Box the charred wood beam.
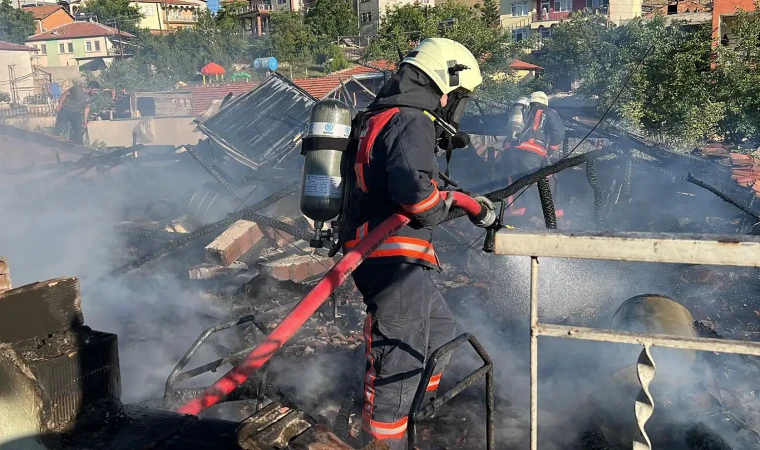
[111,182,303,276]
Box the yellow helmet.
[401,38,483,95]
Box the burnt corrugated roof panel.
[198,73,316,170]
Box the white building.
[356,0,435,34]
[0,41,37,103]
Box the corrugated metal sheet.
[198,73,316,170]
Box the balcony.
[166,14,199,23]
[234,3,273,15]
[531,10,571,22]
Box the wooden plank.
[205,219,266,266]
[494,230,760,267]
[0,258,10,292]
[0,277,83,343]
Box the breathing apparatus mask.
[434,87,472,153]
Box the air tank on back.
[509,96,529,141]
[300,99,353,247]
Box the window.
[41,44,46,55]
[277,0,286,4]
[554,0,570,11]
[361,11,372,23]
[67,42,73,53]
[94,41,101,51]
[512,27,528,42]
[511,2,528,16]
[59,43,65,53]
[588,0,603,7]
[86,41,92,52]
[539,26,552,38]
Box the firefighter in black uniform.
[499,91,565,221]
[343,38,494,449]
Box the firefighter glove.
[469,195,497,228]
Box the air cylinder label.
[305,175,343,199]
[309,122,351,138]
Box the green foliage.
[270,11,315,66]
[305,0,358,41]
[324,44,350,73]
[0,0,35,44]
[80,0,143,35]
[478,0,501,29]
[0,92,11,103]
[711,3,760,143]
[542,13,735,146]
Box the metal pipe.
[530,256,539,450]
[534,323,760,357]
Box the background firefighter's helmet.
[401,38,483,95]
[529,91,549,106]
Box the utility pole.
[8,65,18,104]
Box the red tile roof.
[510,59,543,71]
[186,61,393,114]
[701,144,760,199]
[185,82,259,115]
[22,5,67,20]
[0,40,37,52]
[27,21,134,41]
[138,0,200,5]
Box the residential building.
[132,0,204,33]
[0,41,36,103]
[232,0,309,36]
[25,21,134,69]
[23,5,75,34]
[713,0,756,46]
[357,0,435,34]
[500,0,609,41]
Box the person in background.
[497,91,565,221]
[53,81,100,145]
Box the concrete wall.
[86,116,205,147]
[608,0,642,25]
[0,50,35,101]
[712,0,756,41]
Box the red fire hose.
[177,191,482,415]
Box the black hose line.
[333,348,364,441]
[536,178,557,229]
[444,147,613,223]
[114,226,179,241]
[585,160,603,228]
[111,182,302,276]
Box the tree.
[305,0,359,41]
[0,0,35,44]
[712,3,760,143]
[80,0,143,35]
[542,14,719,146]
[269,11,315,66]
[479,0,501,29]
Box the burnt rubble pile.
[3,79,760,449]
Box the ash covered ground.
[1,130,760,450]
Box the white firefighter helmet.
[529,91,549,106]
[401,38,483,95]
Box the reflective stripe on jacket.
[344,107,447,270]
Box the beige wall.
[29,36,114,68]
[609,0,642,25]
[87,117,204,147]
[0,50,35,101]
